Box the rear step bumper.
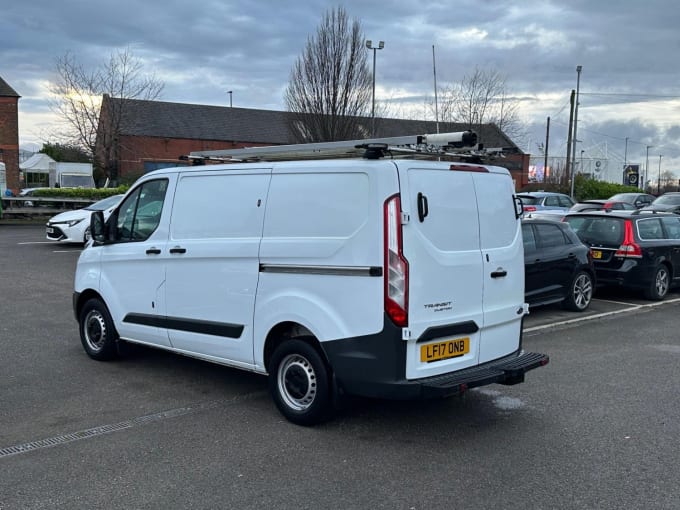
[333,351,549,400]
[417,351,549,398]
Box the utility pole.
[658,154,663,194]
[544,116,550,174]
[570,65,582,200]
[565,90,575,190]
[645,145,652,191]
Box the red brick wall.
[117,135,273,178]
[0,96,20,192]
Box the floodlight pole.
[366,40,384,137]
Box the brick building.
[0,76,20,193]
[97,96,529,187]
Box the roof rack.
[183,130,509,164]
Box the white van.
[74,133,548,425]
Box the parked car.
[569,199,637,212]
[641,192,680,214]
[19,187,51,207]
[563,210,680,300]
[46,194,124,243]
[523,209,570,222]
[517,191,575,213]
[522,218,595,311]
[608,192,656,209]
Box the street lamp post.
[658,154,663,194]
[366,40,384,137]
[570,65,582,199]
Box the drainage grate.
[0,406,195,459]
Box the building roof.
[0,76,20,97]
[107,97,522,152]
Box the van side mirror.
[90,211,107,245]
[514,196,524,219]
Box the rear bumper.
[342,351,549,400]
[594,259,655,289]
[322,315,549,400]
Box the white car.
[46,194,124,243]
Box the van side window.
[114,179,168,242]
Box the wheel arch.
[263,322,328,374]
[75,288,106,319]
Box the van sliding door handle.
[490,270,507,278]
[145,248,161,255]
[169,247,187,254]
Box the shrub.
[33,186,129,199]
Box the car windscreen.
[652,194,680,206]
[563,216,624,247]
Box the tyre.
[79,298,120,360]
[268,339,333,426]
[563,270,593,311]
[644,264,670,301]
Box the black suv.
[563,210,680,300]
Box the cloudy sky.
[2,0,680,180]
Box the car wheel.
[79,298,119,360]
[268,339,333,426]
[563,270,593,311]
[644,264,670,300]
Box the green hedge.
[32,186,129,199]
[520,175,642,202]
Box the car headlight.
[66,219,85,227]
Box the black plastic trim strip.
[260,264,383,277]
[124,313,244,338]
[416,321,479,343]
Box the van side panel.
[164,170,271,366]
[254,163,397,370]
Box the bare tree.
[284,6,372,142]
[50,47,163,182]
[438,67,526,146]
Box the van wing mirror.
[513,196,524,219]
[90,211,107,245]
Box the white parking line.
[525,296,680,333]
[595,298,642,306]
[18,241,54,245]
[53,250,80,253]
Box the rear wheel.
[79,298,119,360]
[644,264,670,300]
[268,339,333,426]
[563,270,593,311]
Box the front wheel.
[563,270,594,311]
[79,298,119,360]
[644,264,670,300]
[268,339,333,426]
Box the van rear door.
[398,163,523,379]
[398,164,484,379]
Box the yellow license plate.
[420,337,470,363]
[591,250,602,259]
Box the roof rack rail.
[183,130,509,164]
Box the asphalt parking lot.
[2,224,680,509]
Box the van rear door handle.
[146,248,161,255]
[491,270,507,278]
[169,247,187,254]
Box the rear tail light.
[523,206,537,212]
[615,219,642,258]
[384,195,409,327]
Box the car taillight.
[615,219,642,258]
[523,206,537,212]
[384,194,409,327]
